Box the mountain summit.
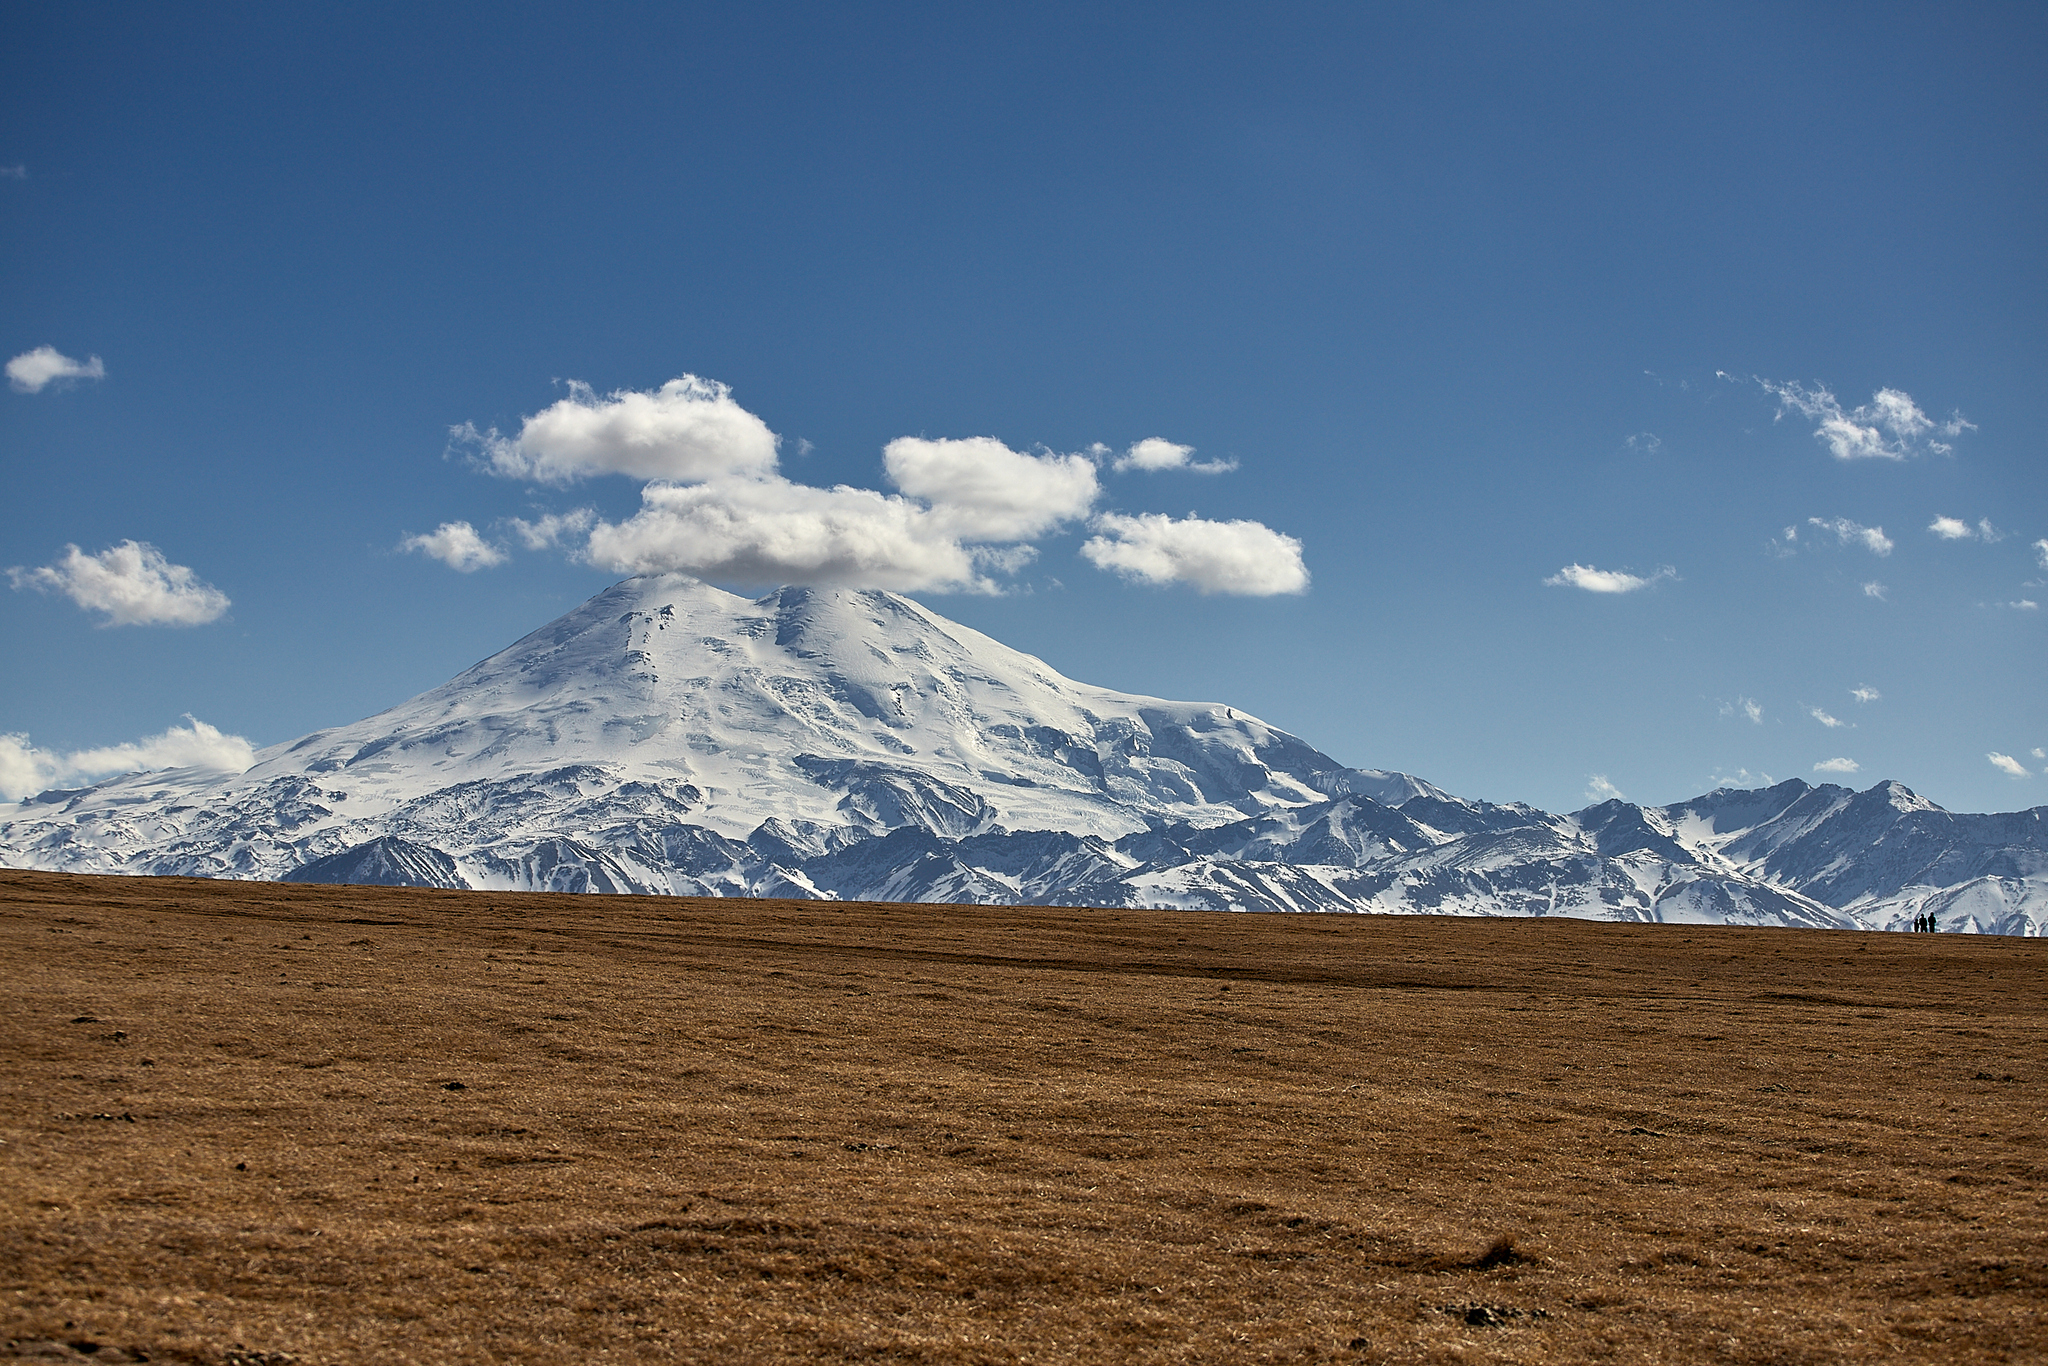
[3,576,2041,933]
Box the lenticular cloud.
[439,376,1311,596]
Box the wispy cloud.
[401,521,507,572]
[1813,757,1860,774]
[1584,774,1626,803]
[1807,517,1893,556]
[1543,563,1675,593]
[2035,539,2048,571]
[507,508,596,550]
[1112,438,1237,475]
[1739,375,1973,459]
[1719,697,1764,724]
[6,346,105,394]
[2001,599,2040,611]
[1624,432,1662,455]
[1863,581,1888,601]
[1987,752,2030,778]
[1850,686,1880,704]
[8,541,229,626]
[0,165,25,180]
[1809,707,1849,729]
[1080,512,1309,595]
[0,717,254,802]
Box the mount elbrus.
[3,575,2042,933]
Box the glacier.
[2,573,2041,934]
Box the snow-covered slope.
[2,575,2041,934]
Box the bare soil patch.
[2,869,2043,1364]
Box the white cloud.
[2035,539,2048,571]
[881,436,1099,540]
[458,376,779,485]
[1583,775,1626,803]
[1625,432,1662,455]
[1809,707,1848,729]
[0,717,254,802]
[1542,563,1675,593]
[8,541,229,626]
[2033,748,2046,761]
[1080,512,1309,595]
[1813,757,1860,774]
[1113,438,1237,475]
[1720,697,1764,724]
[1862,581,1888,600]
[1709,767,1775,790]
[1987,752,2030,779]
[1807,517,1892,556]
[1928,515,2004,543]
[586,476,991,592]
[7,346,105,393]
[2002,599,2040,611]
[1851,686,1880,703]
[401,521,507,572]
[1755,377,1972,459]
[507,508,596,550]
[0,165,25,179]
[445,375,1317,597]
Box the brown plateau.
[1,868,2043,1364]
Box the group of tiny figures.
[1908,912,1940,933]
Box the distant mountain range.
[4,574,2042,934]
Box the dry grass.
[1,868,2043,1364]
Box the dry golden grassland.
[1,869,2043,1364]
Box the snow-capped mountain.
[2,574,2041,934]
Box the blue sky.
[3,1,2043,814]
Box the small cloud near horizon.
[1987,752,2030,778]
[0,717,254,802]
[1814,757,1860,774]
[1583,774,1626,803]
